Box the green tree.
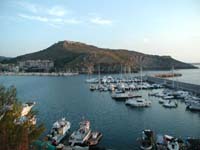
[0,85,45,150]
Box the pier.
[145,76,200,96]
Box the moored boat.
[139,129,155,150]
[156,134,180,150]
[163,100,177,108]
[125,98,151,107]
[186,101,200,111]
[69,120,91,146]
[47,118,71,146]
[86,131,103,146]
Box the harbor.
[0,66,200,150]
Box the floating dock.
[145,76,200,96]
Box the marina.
[0,66,200,150]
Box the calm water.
[0,67,200,150]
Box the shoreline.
[0,72,79,77]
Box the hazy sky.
[0,0,200,62]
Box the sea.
[0,65,200,150]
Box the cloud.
[16,2,113,27]
[17,1,68,17]
[90,17,112,25]
[48,6,67,17]
[18,14,48,22]
[18,13,81,27]
[17,1,39,13]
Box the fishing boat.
[139,129,155,150]
[163,100,177,108]
[69,120,91,146]
[86,131,103,146]
[125,98,151,107]
[47,118,71,146]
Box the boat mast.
[140,65,143,90]
[172,65,174,89]
[121,64,123,82]
[98,64,100,86]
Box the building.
[18,60,54,72]
[0,63,19,72]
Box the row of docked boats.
[149,89,200,111]
[90,82,163,92]
[46,118,102,149]
[138,129,200,150]
[88,75,163,92]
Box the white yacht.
[111,91,140,100]
[159,99,165,104]
[69,120,91,146]
[125,98,151,107]
[163,95,174,100]
[163,100,177,108]
[85,78,98,83]
[187,101,200,111]
[47,118,71,146]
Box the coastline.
[0,72,79,77]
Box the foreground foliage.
[0,85,45,150]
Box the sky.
[0,0,200,63]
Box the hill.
[0,56,11,62]
[5,40,197,73]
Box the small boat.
[125,98,151,107]
[111,91,134,100]
[21,102,36,116]
[69,120,91,146]
[163,95,174,100]
[163,100,177,108]
[47,118,71,146]
[159,99,165,104]
[86,131,103,146]
[165,135,179,150]
[139,129,154,150]
[89,84,96,91]
[186,101,200,111]
[156,134,179,150]
[85,78,98,83]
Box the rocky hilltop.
[5,40,196,73]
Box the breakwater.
[145,76,200,96]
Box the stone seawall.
[145,76,200,96]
